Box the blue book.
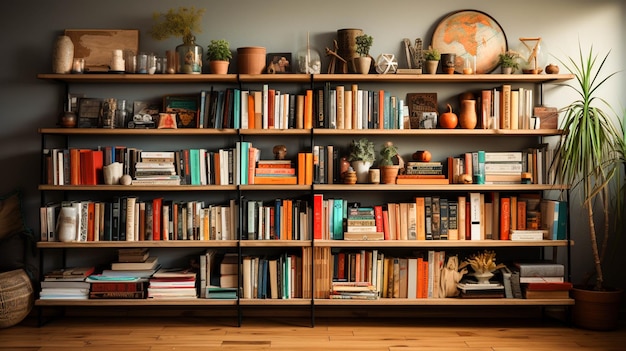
[333,199,344,240]
[555,200,568,240]
[233,88,241,129]
[274,199,282,239]
[473,150,486,185]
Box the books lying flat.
[511,230,548,241]
[524,289,570,299]
[343,232,384,241]
[111,256,158,270]
[252,176,297,185]
[395,176,449,185]
[206,287,238,299]
[44,266,95,281]
[519,276,564,283]
[152,267,196,279]
[515,262,564,277]
[89,291,145,299]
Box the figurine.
[439,255,468,298]
[273,144,287,160]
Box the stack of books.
[147,267,197,299]
[86,276,146,299]
[344,206,383,241]
[396,162,447,185]
[329,282,379,300]
[484,151,523,184]
[99,255,160,280]
[132,151,180,185]
[219,253,238,289]
[457,280,505,298]
[39,267,94,299]
[206,286,238,299]
[253,160,297,185]
[515,262,570,299]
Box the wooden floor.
[1,316,625,351]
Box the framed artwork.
[77,98,102,128]
[406,93,438,129]
[266,53,292,73]
[65,29,139,72]
[163,94,199,128]
[431,10,507,74]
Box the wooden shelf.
[313,298,574,306]
[37,73,239,84]
[38,128,238,136]
[314,240,571,248]
[38,184,238,191]
[240,240,312,248]
[37,240,238,249]
[313,129,563,136]
[312,73,574,83]
[238,298,312,306]
[313,184,569,191]
[35,298,237,306]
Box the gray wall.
[1,1,624,290]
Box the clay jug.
[459,99,477,129]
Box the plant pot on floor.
[571,286,623,331]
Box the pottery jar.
[52,35,74,74]
[459,99,477,129]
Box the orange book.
[517,200,527,230]
[382,209,390,240]
[305,153,313,185]
[304,89,313,129]
[87,201,95,241]
[415,197,426,240]
[378,89,385,129]
[253,176,297,185]
[500,197,511,240]
[254,91,263,129]
[70,148,81,185]
[285,199,293,240]
[213,152,221,185]
[248,147,258,185]
[297,153,305,185]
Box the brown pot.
[380,165,399,184]
[237,47,266,74]
[459,99,477,129]
[209,60,230,74]
[571,286,623,330]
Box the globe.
[432,10,507,74]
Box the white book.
[469,193,482,240]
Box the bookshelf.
[36,72,574,324]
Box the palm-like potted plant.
[498,50,520,74]
[347,138,375,183]
[551,44,623,330]
[353,34,373,74]
[206,39,232,74]
[423,46,440,74]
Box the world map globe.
[432,10,507,74]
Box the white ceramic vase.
[52,35,74,74]
[56,206,77,242]
[351,160,372,183]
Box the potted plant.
[551,44,624,330]
[378,141,401,184]
[353,34,373,74]
[206,39,232,74]
[347,138,375,183]
[423,46,440,74]
[498,50,520,74]
[151,7,205,74]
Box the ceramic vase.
[56,206,77,242]
[425,60,439,74]
[351,161,372,184]
[459,99,478,129]
[52,35,74,74]
[237,47,266,74]
[353,57,372,74]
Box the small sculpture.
[273,144,287,160]
[439,256,468,298]
[325,40,348,74]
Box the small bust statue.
[273,145,287,160]
[439,255,468,298]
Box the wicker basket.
[0,269,34,328]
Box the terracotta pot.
[380,166,399,184]
[571,287,623,331]
[459,99,477,129]
[209,60,230,74]
[237,47,266,74]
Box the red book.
[247,93,255,129]
[382,209,390,240]
[152,197,163,241]
[90,281,144,292]
[336,252,346,280]
[87,201,95,241]
[374,205,384,233]
[526,282,573,291]
[465,200,471,240]
[80,149,104,185]
[313,194,323,240]
[267,89,275,129]
[500,197,511,240]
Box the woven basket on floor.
[0,269,34,328]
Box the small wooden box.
[533,106,558,129]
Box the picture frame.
[77,97,103,128]
[406,93,438,129]
[133,100,161,127]
[266,53,292,74]
[163,94,200,128]
[67,93,84,113]
[65,29,139,72]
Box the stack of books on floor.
[515,262,570,299]
[457,280,505,298]
[132,151,181,185]
[39,267,94,299]
[329,282,379,300]
[147,267,197,299]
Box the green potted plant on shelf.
[151,7,206,74]
[498,50,520,74]
[378,141,401,184]
[347,138,375,183]
[551,43,624,330]
[354,34,373,74]
[423,46,440,74]
[206,39,232,74]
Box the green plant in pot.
[551,44,623,330]
[151,7,205,74]
[206,39,232,74]
[378,141,401,184]
[498,50,520,74]
[347,138,375,183]
[354,34,373,74]
[423,46,440,74]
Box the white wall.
[0,0,623,288]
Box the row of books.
[241,253,306,299]
[312,193,567,241]
[40,198,237,242]
[242,198,311,240]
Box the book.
[524,289,570,299]
[514,263,565,277]
[110,256,158,271]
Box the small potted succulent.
[347,138,375,183]
[423,46,440,74]
[353,34,373,74]
[498,50,520,74]
[206,39,232,74]
[378,141,401,184]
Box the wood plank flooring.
[1,316,625,351]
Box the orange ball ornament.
[439,104,458,129]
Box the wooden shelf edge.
[313,240,571,248]
[35,298,238,306]
[37,240,238,248]
[240,240,312,247]
[238,298,312,306]
[38,185,238,191]
[38,128,238,135]
[313,298,574,306]
[313,184,568,191]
